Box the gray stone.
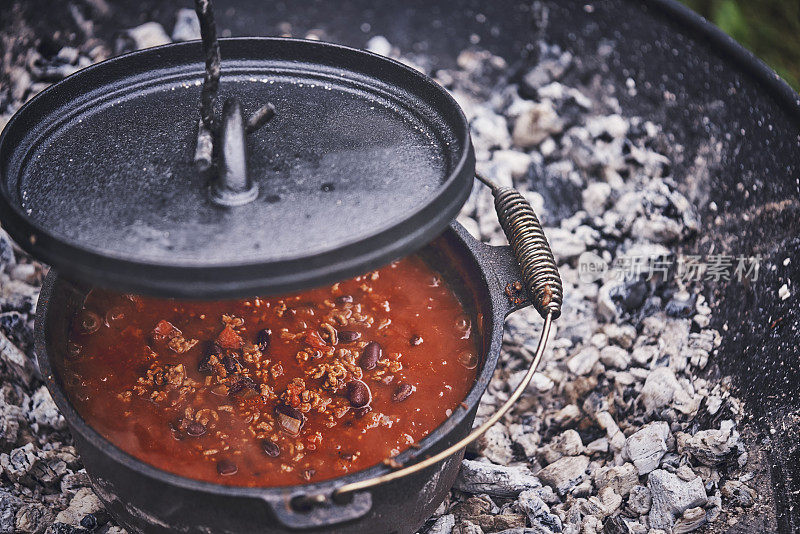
[550,405,581,428]
[623,421,670,475]
[676,420,739,466]
[596,486,623,517]
[428,514,456,534]
[627,485,652,515]
[585,114,628,139]
[56,47,80,65]
[60,471,92,495]
[28,386,65,431]
[599,346,630,370]
[455,460,541,498]
[585,438,608,455]
[15,502,55,534]
[522,49,572,90]
[453,519,483,534]
[9,67,34,102]
[0,490,21,533]
[546,227,587,263]
[1,443,37,482]
[517,490,562,533]
[512,101,563,148]
[366,36,393,57]
[582,182,611,217]
[647,469,707,531]
[9,263,37,284]
[720,480,756,507]
[603,324,637,349]
[125,22,171,50]
[595,411,626,451]
[0,230,16,268]
[537,455,589,496]
[673,506,707,533]
[54,487,104,526]
[593,463,639,497]
[540,429,583,465]
[566,346,599,376]
[478,423,514,465]
[471,111,511,152]
[0,329,36,387]
[639,368,698,415]
[631,345,657,367]
[0,397,23,450]
[172,8,201,41]
[492,150,532,179]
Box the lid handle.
[193,0,276,206]
[210,98,259,206]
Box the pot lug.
[474,242,533,318]
[262,491,372,529]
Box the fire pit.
[1,0,798,533]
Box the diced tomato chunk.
[152,320,180,343]
[216,325,244,349]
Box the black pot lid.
[0,38,474,298]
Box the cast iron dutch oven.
[33,226,551,534]
[1,28,562,533]
[3,0,800,531]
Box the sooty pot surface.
[36,225,533,534]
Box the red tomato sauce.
[60,255,479,486]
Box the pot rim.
[34,223,511,499]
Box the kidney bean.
[392,383,415,402]
[198,343,221,374]
[256,328,272,351]
[77,310,101,335]
[410,335,423,346]
[186,422,206,436]
[222,354,241,374]
[228,376,257,396]
[335,295,353,305]
[339,331,361,343]
[262,440,280,457]
[359,341,382,370]
[347,380,372,408]
[217,459,238,476]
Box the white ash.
[408,35,754,534]
[0,17,758,534]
